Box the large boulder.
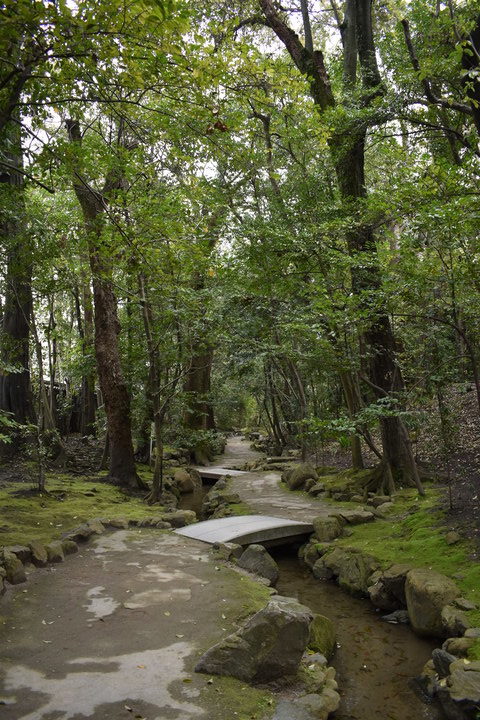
[333,509,375,525]
[161,510,196,528]
[65,523,95,543]
[173,468,199,494]
[405,569,461,637]
[308,614,336,659]
[438,659,480,720]
[441,605,471,637]
[1,549,26,584]
[4,545,31,564]
[46,541,65,563]
[0,566,6,594]
[86,518,106,534]
[237,544,279,585]
[443,637,476,658]
[195,595,312,681]
[320,547,380,596]
[284,464,318,491]
[313,516,343,542]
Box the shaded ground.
[0,530,272,720]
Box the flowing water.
[274,547,442,720]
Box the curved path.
[221,436,337,521]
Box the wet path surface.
[0,530,268,720]
[224,437,338,521]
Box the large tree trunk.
[183,346,215,431]
[66,119,145,489]
[0,121,35,432]
[259,0,423,492]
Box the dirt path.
[0,529,271,720]
[223,436,337,521]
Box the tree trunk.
[183,346,215,431]
[0,121,35,432]
[80,275,97,435]
[66,119,145,489]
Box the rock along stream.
[274,547,441,720]
[186,437,444,720]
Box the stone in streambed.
[405,568,461,638]
[443,637,476,658]
[432,648,457,678]
[237,544,279,585]
[308,614,336,659]
[368,563,412,611]
[441,604,471,637]
[312,516,342,542]
[437,659,480,720]
[320,546,380,596]
[195,595,312,682]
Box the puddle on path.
[275,550,443,720]
[83,585,120,619]
[4,643,201,720]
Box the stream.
[274,547,442,720]
[179,475,443,720]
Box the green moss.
[334,488,480,625]
[228,502,252,516]
[468,639,480,661]
[199,675,274,720]
[0,472,162,547]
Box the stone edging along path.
[0,510,196,592]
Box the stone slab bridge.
[175,515,313,547]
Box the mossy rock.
[308,614,336,659]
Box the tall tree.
[66,119,146,489]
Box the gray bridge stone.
[194,466,247,480]
[174,515,313,546]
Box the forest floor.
[308,383,480,550]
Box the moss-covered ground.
[278,468,480,658]
[0,469,161,547]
